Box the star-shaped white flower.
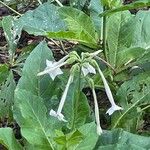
[37,55,68,80]
[45,60,63,80]
[82,63,96,76]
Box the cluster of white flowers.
[37,50,123,135]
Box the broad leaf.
[47,6,98,48]
[95,128,150,149]
[0,128,23,150]
[76,122,99,150]
[107,10,150,69]
[89,0,103,36]
[106,11,133,67]
[17,41,61,106]
[17,3,66,35]
[131,10,150,49]
[14,89,62,150]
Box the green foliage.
[14,89,60,150]
[0,128,23,150]
[0,64,9,84]
[100,0,150,17]
[89,0,103,37]
[16,41,61,106]
[95,128,150,149]
[64,79,90,129]
[17,3,66,35]
[112,73,150,131]
[0,1,150,149]
[2,16,21,62]
[0,71,16,117]
[47,6,99,48]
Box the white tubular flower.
[92,87,103,135]
[97,67,123,115]
[50,74,74,122]
[37,55,68,80]
[82,63,96,76]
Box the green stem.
[102,6,108,61]
[37,0,42,5]
[141,105,150,111]
[0,1,22,16]
[55,0,63,7]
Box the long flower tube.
[50,74,74,122]
[92,86,103,135]
[95,63,123,115]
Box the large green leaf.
[131,10,150,49]
[89,0,103,36]
[17,3,66,35]
[106,11,133,67]
[47,7,98,48]
[107,10,150,68]
[17,41,61,106]
[76,122,99,150]
[95,128,150,149]
[0,128,23,150]
[14,89,62,150]
[100,0,150,17]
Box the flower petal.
[49,109,67,122]
[87,64,96,74]
[57,113,67,122]
[106,105,123,115]
[46,59,55,67]
[48,68,63,80]
[49,109,57,117]
[82,66,89,76]
[82,63,96,76]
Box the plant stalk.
[0,1,22,16]
[102,6,108,61]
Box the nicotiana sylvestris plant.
[37,50,123,135]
